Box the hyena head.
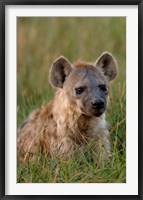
[50,52,118,117]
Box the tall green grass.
[17,17,126,183]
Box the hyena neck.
[52,89,107,139]
[53,89,81,128]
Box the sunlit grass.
[17,17,126,183]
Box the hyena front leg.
[93,130,111,160]
[50,136,76,158]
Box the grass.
[17,17,126,183]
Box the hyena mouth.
[93,108,106,117]
[80,107,105,117]
[94,112,104,117]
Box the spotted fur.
[17,52,117,160]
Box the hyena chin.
[17,52,118,160]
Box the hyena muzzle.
[17,52,118,160]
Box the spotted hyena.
[17,52,118,160]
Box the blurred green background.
[17,17,126,183]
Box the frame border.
[0,0,142,199]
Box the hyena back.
[17,52,118,160]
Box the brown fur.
[17,52,117,160]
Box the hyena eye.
[75,87,84,95]
[99,85,107,93]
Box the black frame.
[0,0,142,199]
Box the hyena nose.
[91,99,105,109]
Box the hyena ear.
[95,52,118,81]
[50,56,73,88]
